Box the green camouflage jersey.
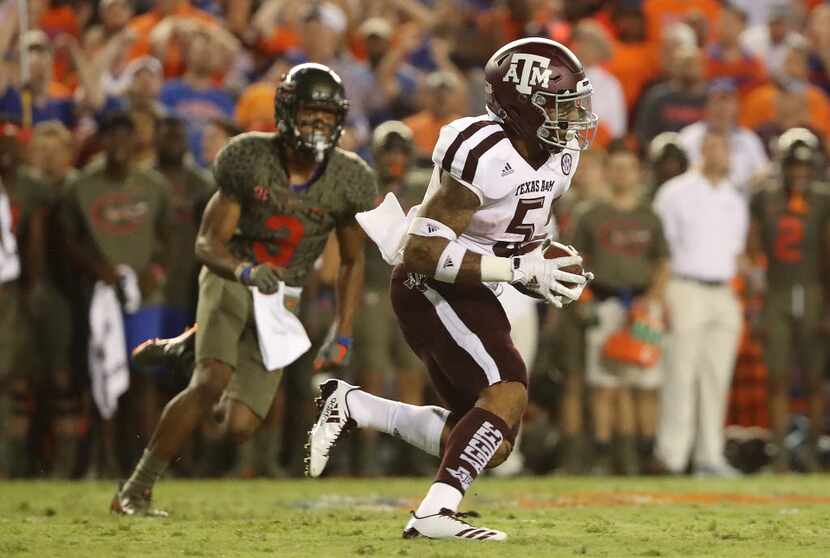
[363,167,430,291]
[750,178,830,287]
[214,132,377,287]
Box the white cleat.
[305,379,359,477]
[402,509,507,541]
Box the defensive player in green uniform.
[113,63,377,515]
[748,128,830,472]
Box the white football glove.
[510,243,593,307]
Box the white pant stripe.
[422,285,501,385]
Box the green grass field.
[1,476,829,557]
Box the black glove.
[235,263,282,294]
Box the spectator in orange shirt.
[403,71,465,162]
[705,4,767,97]
[31,0,79,38]
[742,37,830,145]
[753,83,827,158]
[604,4,661,113]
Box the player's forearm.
[194,235,244,281]
[403,237,513,285]
[333,254,364,338]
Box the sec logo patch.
[561,153,573,175]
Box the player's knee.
[486,440,514,469]
[189,361,231,408]
[478,381,528,427]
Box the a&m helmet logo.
[502,53,553,95]
[561,153,573,175]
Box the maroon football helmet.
[484,38,597,152]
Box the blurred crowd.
[2,0,830,480]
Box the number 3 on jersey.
[252,215,305,266]
[493,197,545,257]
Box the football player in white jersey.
[308,38,597,541]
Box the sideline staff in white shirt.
[653,128,748,477]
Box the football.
[513,243,584,300]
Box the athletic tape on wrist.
[480,255,515,282]
[435,241,467,283]
[235,263,254,284]
[409,217,458,241]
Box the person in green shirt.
[748,128,830,472]
[571,141,670,475]
[62,112,172,302]
[61,111,173,476]
[114,64,377,515]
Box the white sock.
[415,482,463,516]
[346,389,449,457]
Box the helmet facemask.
[291,101,345,163]
[532,79,597,152]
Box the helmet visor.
[532,85,598,151]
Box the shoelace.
[436,509,482,527]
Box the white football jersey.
[423,114,579,257]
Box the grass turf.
[1,476,829,557]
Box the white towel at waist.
[356,192,419,266]
[88,265,141,420]
[0,188,20,284]
[252,283,310,370]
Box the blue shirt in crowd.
[160,80,235,166]
[0,86,76,127]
